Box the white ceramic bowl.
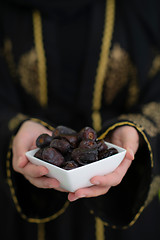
[25,142,126,192]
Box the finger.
[25,175,68,192]
[21,162,49,177]
[13,155,29,172]
[91,157,132,187]
[25,175,61,189]
[12,139,31,170]
[68,185,111,201]
[13,135,31,157]
[13,124,52,163]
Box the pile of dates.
[34,126,118,170]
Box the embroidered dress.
[0,0,160,239]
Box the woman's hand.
[68,125,139,201]
[12,120,66,191]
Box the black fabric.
[0,0,160,239]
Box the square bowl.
[25,142,126,192]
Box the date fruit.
[52,125,77,138]
[36,134,52,148]
[42,147,65,167]
[50,138,71,154]
[78,127,97,141]
[62,161,79,170]
[71,148,98,165]
[98,147,118,160]
[78,140,98,149]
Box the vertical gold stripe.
[33,10,48,107]
[92,0,115,132]
[93,1,115,239]
[38,223,45,240]
[95,217,105,240]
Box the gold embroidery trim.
[8,113,28,131]
[18,48,41,103]
[98,121,153,167]
[30,118,55,131]
[104,43,129,104]
[142,102,160,132]
[32,10,48,107]
[126,64,139,108]
[148,54,160,78]
[119,113,158,137]
[104,43,139,108]
[2,38,17,78]
[92,0,115,132]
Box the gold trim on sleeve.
[92,0,115,132]
[142,102,160,132]
[92,121,154,229]
[32,10,48,107]
[99,121,153,227]
[30,118,55,131]
[119,113,159,137]
[6,144,70,223]
[8,113,28,131]
[98,121,153,167]
[6,119,69,224]
[144,176,160,207]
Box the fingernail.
[70,196,78,202]
[40,169,48,176]
[40,172,46,176]
[127,148,134,160]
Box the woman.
[0,0,160,239]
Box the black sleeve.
[83,70,160,229]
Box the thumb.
[17,156,28,168]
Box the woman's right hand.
[12,120,66,191]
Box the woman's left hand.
[68,125,139,201]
